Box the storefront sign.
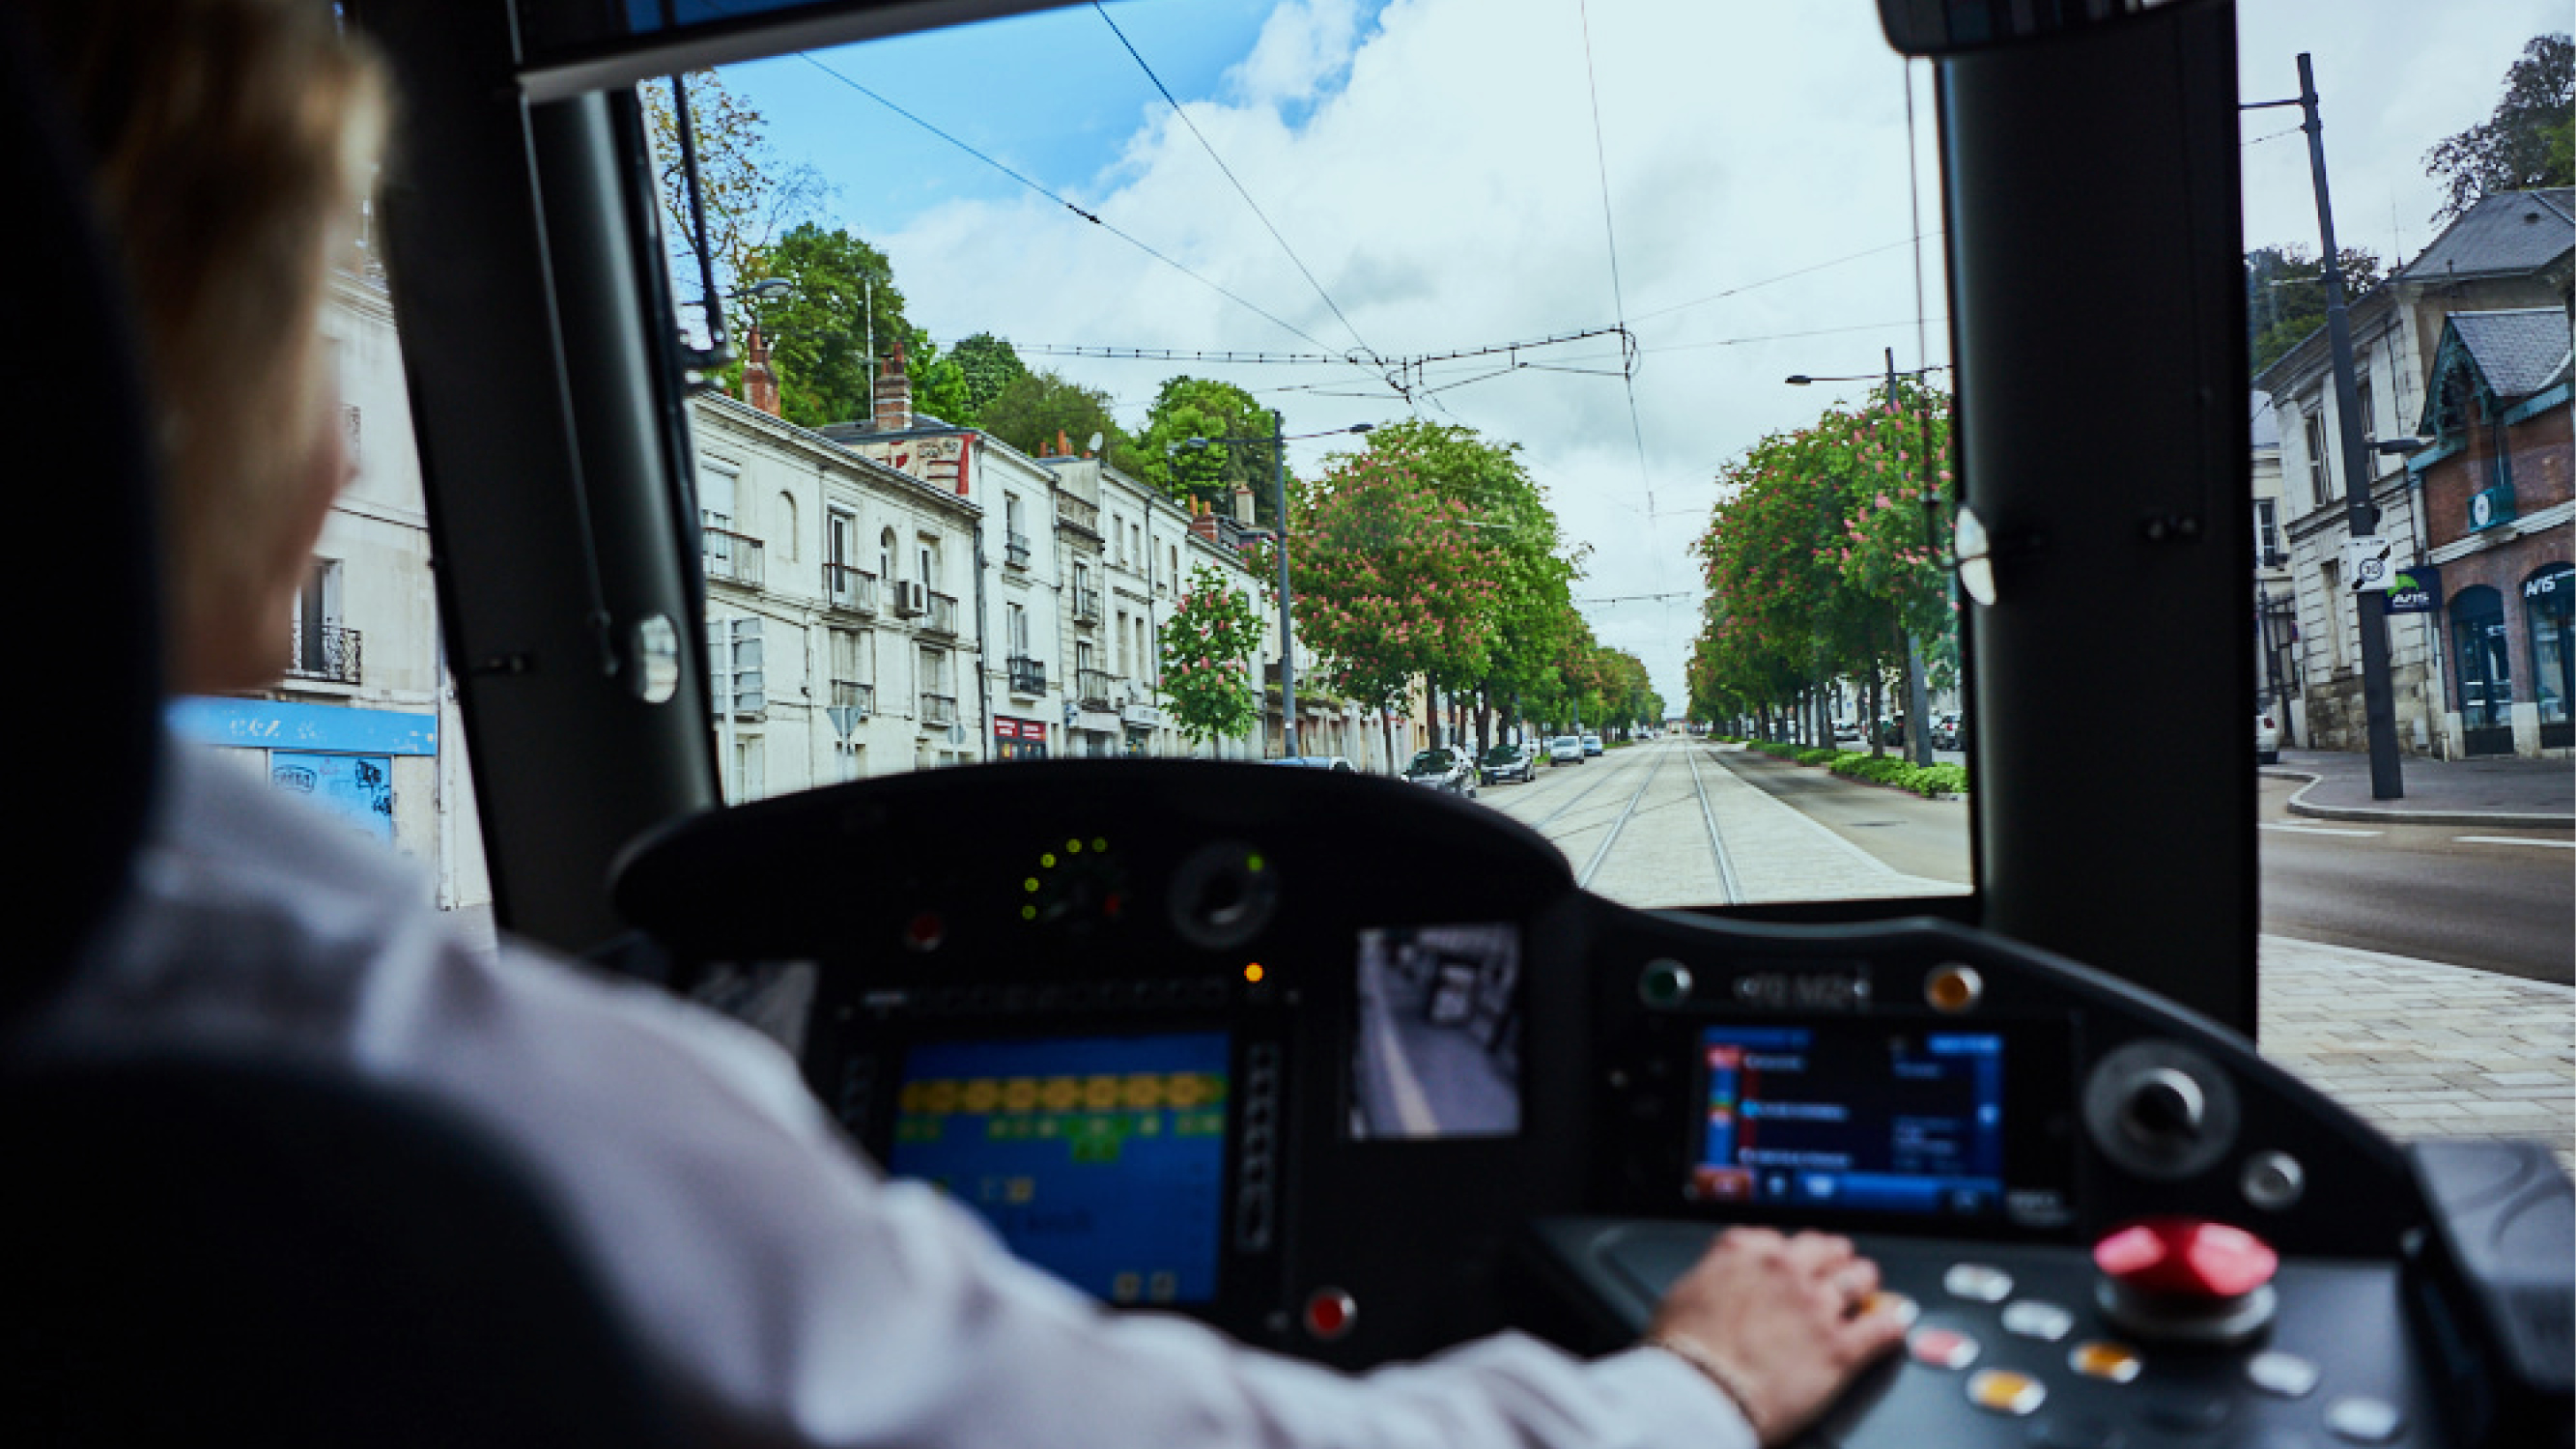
[993,717,1049,760]
[168,697,437,755]
[2525,563,2571,603]
[2385,564,2442,615]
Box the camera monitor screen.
[889,1032,1231,1305]
[1349,923,1523,1140]
[1688,1024,2005,1217]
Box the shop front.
[993,717,1049,761]
[167,697,437,847]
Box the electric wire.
[1573,0,1656,521]
[786,48,1345,357]
[1091,2,1380,366]
[1626,234,1943,326]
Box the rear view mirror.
[1878,0,2212,57]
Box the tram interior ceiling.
[14,0,2567,1446]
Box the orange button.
[2069,1341,2143,1383]
[1967,1369,2047,1416]
[1863,1291,1921,1328]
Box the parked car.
[1478,743,1535,785]
[1401,748,1477,797]
[1876,715,1907,747]
[2254,707,2280,765]
[1931,713,1962,751]
[1548,735,1586,764]
[1581,733,1604,756]
[1269,754,1355,773]
[1832,720,1862,743]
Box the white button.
[1943,1264,2015,1302]
[2325,1397,2403,1443]
[2248,1350,2321,1399]
[2001,1299,2074,1341]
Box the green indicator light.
[1024,877,1040,893]
[1092,838,1109,853]
[1246,853,1266,873]
[1066,838,1082,854]
[1020,905,1037,922]
[1040,853,1057,869]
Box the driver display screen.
[1688,1025,2005,1218]
[889,1032,1230,1305]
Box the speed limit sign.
[2344,536,2393,592]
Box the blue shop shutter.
[271,753,395,845]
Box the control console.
[612,757,2571,1448]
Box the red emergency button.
[1303,1288,1356,1341]
[2093,1218,2279,1300]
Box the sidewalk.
[2262,748,2573,827]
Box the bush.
[1826,752,1969,799]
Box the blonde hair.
[32,0,388,666]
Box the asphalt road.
[2252,776,2572,985]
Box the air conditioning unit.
[892,580,926,615]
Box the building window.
[2317,558,2344,670]
[776,492,799,562]
[2252,499,2282,566]
[1115,611,1130,676]
[2451,585,2513,753]
[2354,377,2374,444]
[829,510,854,567]
[880,526,897,582]
[2526,563,2572,747]
[1007,602,1029,657]
[2303,410,2332,508]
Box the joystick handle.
[2092,1217,2280,1345]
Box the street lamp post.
[1787,355,1951,767]
[1175,418,1374,760]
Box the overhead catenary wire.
[1091,2,1381,367]
[786,48,1347,358]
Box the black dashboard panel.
[612,758,2568,1446]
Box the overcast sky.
[722,0,2562,707]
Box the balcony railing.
[1056,495,1099,534]
[1071,586,1101,624]
[923,589,959,637]
[1005,531,1032,570]
[823,563,878,614]
[920,692,958,726]
[285,623,362,685]
[830,679,875,713]
[1008,656,1047,696]
[1075,668,1115,709]
[703,526,764,587]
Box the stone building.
[2255,187,2573,755]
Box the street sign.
[2343,536,2393,592]
[2385,564,2442,615]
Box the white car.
[2254,707,2280,765]
[1548,735,1585,764]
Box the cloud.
[836,0,2548,706]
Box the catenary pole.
[1272,409,1301,758]
[2296,53,2404,798]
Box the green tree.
[2424,34,2575,225]
[1274,445,1502,767]
[1138,378,1271,514]
[977,369,1146,472]
[1158,567,1268,747]
[2246,244,2385,375]
[757,222,907,429]
[639,71,824,350]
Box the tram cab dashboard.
[614,758,2572,1449]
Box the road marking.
[2258,822,2383,838]
[2453,835,2576,849]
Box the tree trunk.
[1868,654,1885,757]
[1380,709,1396,775]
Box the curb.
[2261,767,2576,830]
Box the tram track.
[1574,745,1674,890]
[1682,741,1744,905]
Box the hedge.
[1720,738,1969,798]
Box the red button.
[2093,1217,2279,1300]
[1304,1288,1356,1340]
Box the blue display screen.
[1689,1025,2006,1218]
[889,1033,1231,1305]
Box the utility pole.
[2278,54,2403,797]
[1889,348,1936,767]
[1270,409,1301,758]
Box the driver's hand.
[1644,1228,1907,1447]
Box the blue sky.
[698,0,2565,705]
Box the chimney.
[741,323,781,417]
[1057,429,1072,459]
[1231,482,1257,527]
[1189,514,1220,543]
[871,340,911,434]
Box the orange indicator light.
[1244,963,1265,983]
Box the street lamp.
[1787,353,1952,766]
[1173,419,1374,758]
